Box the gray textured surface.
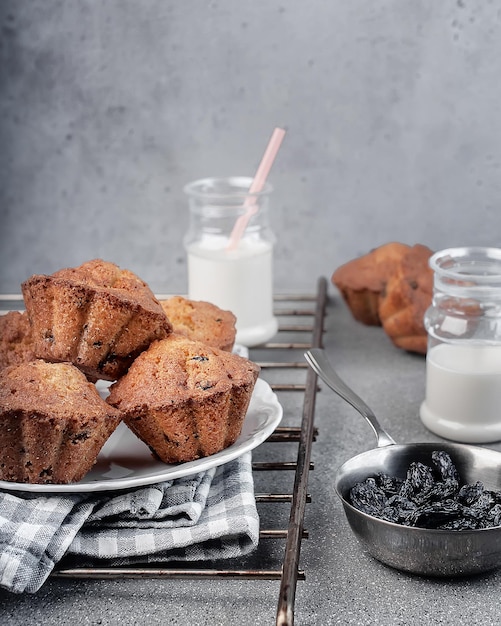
[2,1,501,623]
[1,1,501,293]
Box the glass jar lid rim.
[184,176,273,199]
[430,246,501,282]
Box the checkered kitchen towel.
[0,452,259,594]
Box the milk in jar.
[184,177,278,347]
[420,343,501,443]
[421,246,501,443]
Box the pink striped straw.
[226,127,286,251]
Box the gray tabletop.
[2,288,501,626]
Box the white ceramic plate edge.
[0,378,282,494]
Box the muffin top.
[0,359,121,419]
[160,296,236,351]
[108,333,260,409]
[23,259,171,319]
[20,259,173,380]
[332,242,410,293]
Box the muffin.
[22,259,172,381]
[0,311,36,370]
[0,360,122,484]
[378,244,433,354]
[107,333,260,463]
[160,296,236,352]
[332,242,410,325]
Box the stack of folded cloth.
[0,452,259,594]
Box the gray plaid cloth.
[0,452,259,594]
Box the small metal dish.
[306,348,501,577]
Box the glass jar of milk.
[420,247,501,443]
[183,177,278,347]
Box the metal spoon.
[305,347,501,577]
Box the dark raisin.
[408,499,462,528]
[432,450,460,485]
[399,461,435,501]
[485,503,501,527]
[375,473,403,495]
[465,491,496,519]
[382,495,417,525]
[163,434,180,447]
[191,356,209,362]
[99,352,118,369]
[349,478,387,517]
[458,481,485,506]
[71,432,90,444]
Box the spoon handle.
[304,348,396,448]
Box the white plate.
[0,378,282,494]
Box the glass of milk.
[420,247,501,443]
[183,177,278,347]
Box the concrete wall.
[1,0,500,293]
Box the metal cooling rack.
[1,277,328,626]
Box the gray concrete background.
[1,0,501,295]
[2,4,501,622]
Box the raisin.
[349,479,387,517]
[375,473,403,495]
[408,499,462,528]
[465,491,496,519]
[405,461,436,496]
[98,352,118,370]
[71,431,90,444]
[458,481,484,505]
[382,495,417,525]
[486,504,501,527]
[432,450,460,485]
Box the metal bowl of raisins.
[306,348,501,577]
